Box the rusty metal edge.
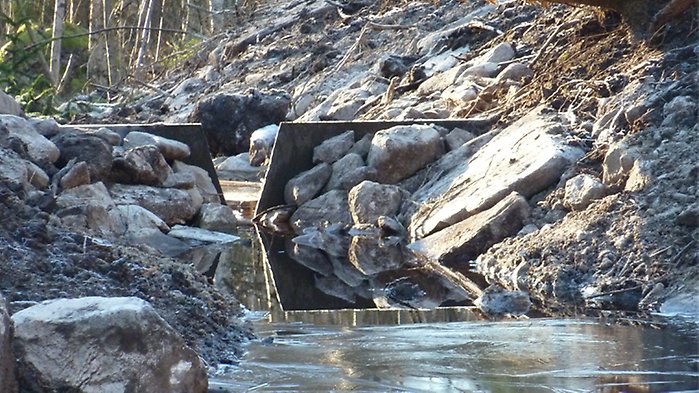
[256,119,496,215]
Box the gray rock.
[0,115,60,166]
[347,133,373,158]
[288,240,334,277]
[168,225,240,244]
[564,174,606,211]
[190,89,290,156]
[215,153,265,181]
[284,163,332,205]
[0,295,17,393]
[348,181,406,225]
[338,166,378,191]
[480,42,515,64]
[123,131,191,161]
[117,204,170,236]
[162,170,196,189]
[91,127,122,146]
[56,181,115,210]
[196,203,237,233]
[462,62,499,78]
[348,236,404,276]
[495,62,533,83]
[59,161,91,190]
[313,130,355,164]
[661,95,696,128]
[409,192,530,263]
[444,127,476,150]
[25,161,49,189]
[325,153,365,192]
[315,275,357,303]
[128,230,191,257]
[248,124,278,166]
[408,108,583,239]
[377,54,411,79]
[474,284,531,316]
[367,124,444,184]
[289,190,352,233]
[11,297,207,393]
[56,182,126,237]
[602,140,639,186]
[52,131,113,180]
[29,117,60,138]
[0,148,29,192]
[0,91,21,116]
[110,183,198,226]
[417,63,469,96]
[112,145,171,186]
[676,203,699,227]
[172,161,220,204]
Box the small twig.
[670,240,695,265]
[331,24,369,73]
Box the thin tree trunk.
[87,0,109,85]
[135,0,154,74]
[50,0,66,87]
[155,0,166,61]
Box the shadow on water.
[208,227,699,392]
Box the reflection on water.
[212,318,699,392]
[210,228,699,392]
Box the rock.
[288,241,333,276]
[347,133,373,159]
[563,174,606,211]
[409,192,530,263]
[172,161,220,204]
[315,276,357,303]
[215,153,264,181]
[495,62,533,83]
[367,124,444,184]
[444,127,476,150]
[348,181,406,225]
[249,124,278,166]
[91,127,122,145]
[59,161,91,190]
[474,284,531,316]
[0,148,29,192]
[417,63,469,96]
[168,225,240,244]
[348,236,404,276]
[289,190,352,233]
[123,131,191,161]
[676,203,699,227]
[602,140,639,186]
[129,230,192,257]
[163,170,196,189]
[110,183,199,226]
[25,161,49,189]
[112,145,171,186]
[408,108,583,238]
[29,117,60,138]
[0,91,21,116]
[313,130,355,164]
[377,54,411,78]
[338,166,379,190]
[462,62,499,78]
[284,163,332,205]
[11,297,207,393]
[52,131,113,180]
[325,153,365,191]
[117,204,170,236]
[325,89,371,120]
[196,203,237,233]
[0,115,60,166]
[56,182,126,237]
[443,82,479,104]
[0,295,18,393]
[624,159,651,192]
[480,42,516,64]
[191,89,290,156]
[661,95,696,128]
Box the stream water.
[207,230,699,392]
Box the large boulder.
[110,184,199,226]
[111,145,171,186]
[11,297,207,393]
[408,108,584,239]
[191,89,290,156]
[0,295,18,393]
[408,192,530,264]
[52,131,113,181]
[0,115,59,166]
[348,181,406,226]
[367,125,444,184]
[289,190,352,233]
[195,203,237,233]
[123,131,191,161]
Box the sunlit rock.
[12,297,208,393]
